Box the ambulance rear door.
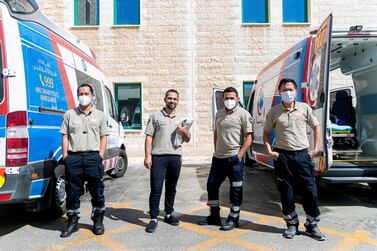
[307,14,333,171]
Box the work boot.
[283,225,299,239]
[164,215,180,226]
[60,214,79,238]
[145,219,158,233]
[305,224,326,241]
[91,210,105,235]
[220,216,239,231]
[198,206,221,226]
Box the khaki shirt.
[145,109,182,155]
[60,107,109,152]
[214,105,253,158]
[264,102,319,151]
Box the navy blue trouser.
[149,155,182,219]
[274,148,320,225]
[65,151,105,214]
[207,155,244,215]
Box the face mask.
[224,99,237,110]
[78,95,92,106]
[280,91,296,103]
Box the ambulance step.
[320,176,377,183]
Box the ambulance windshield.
[4,0,39,14]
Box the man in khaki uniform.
[263,78,325,241]
[144,89,191,233]
[60,83,109,238]
[199,87,253,231]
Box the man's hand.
[144,156,152,169]
[176,126,186,135]
[309,149,318,160]
[269,151,279,160]
[237,152,243,161]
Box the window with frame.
[114,0,140,25]
[115,84,141,130]
[76,70,104,111]
[242,0,269,24]
[104,86,117,121]
[74,0,100,26]
[282,0,308,23]
[243,81,254,106]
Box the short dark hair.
[223,87,238,97]
[77,84,94,95]
[278,78,297,91]
[165,89,179,98]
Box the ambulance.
[0,0,127,216]
[244,14,377,190]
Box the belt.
[274,148,307,155]
[68,151,99,155]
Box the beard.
[166,103,176,109]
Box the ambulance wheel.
[107,149,128,178]
[368,183,377,192]
[47,164,67,218]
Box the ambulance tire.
[107,149,128,178]
[368,183,377,192]
[47,164,67,218]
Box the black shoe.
[60,214,79,238]
[145,220,158,233]
[283,225,299,239]
[305,225,326,241]
[220,216,239,231]
[164,215,180,226]
[198,207,221,226]
[91,210,105,235]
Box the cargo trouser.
[64,151,105,215]
[274,148,320,228]
[206,155,244,218]
[149,155,182,219]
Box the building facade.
[37,0,377,156]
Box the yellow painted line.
[107,203,133,209]
[230,237,275,251]
[182,220,276,251]
[332,229,371,250]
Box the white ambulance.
[0,0,127,216]
[245,14,377,190]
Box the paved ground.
[1,161,377,250]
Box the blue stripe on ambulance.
[28,112,63,162]
[0,115,5,137]
[29,178,50,199]
[18,21,69,163]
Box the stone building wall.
[36,0,377,156]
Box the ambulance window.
[104,86,116,120]
[0,45,3,101]
[75,70,104,111]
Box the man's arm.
[176,126,191,142]
[62,134,69,160]
[309,125,320,159]
[237,133,253,161]
[263,130,279,160]
[99,135,107,158]
[144,135,153,169]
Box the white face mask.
[78,95,92,106]
[224,99,237,110]
[280,91,296,103]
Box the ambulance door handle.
[108,123,113,128]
